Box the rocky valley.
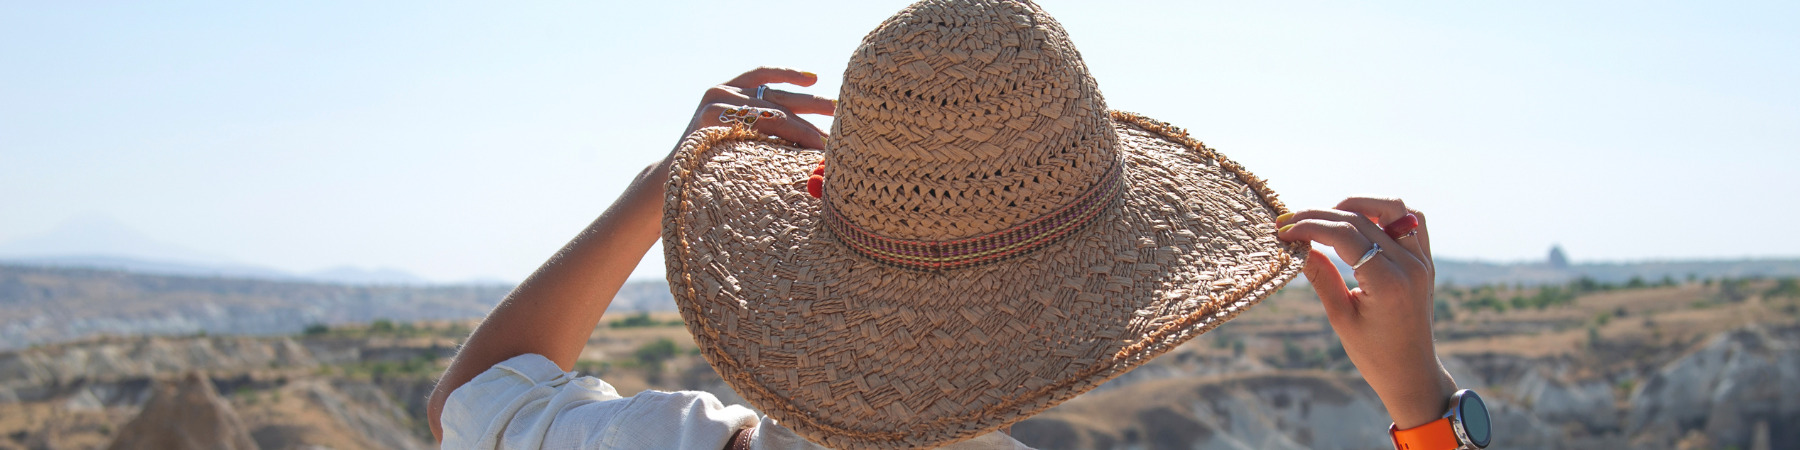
[2,264,1797,449]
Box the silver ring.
[755,85,767,100]
[1395,230,1417,241]
[1351,242,1382,270]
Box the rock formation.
[107,372,259,450]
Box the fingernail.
[802,71,818,79]
[1276,212,1293,223]
[1278,224,1295,234]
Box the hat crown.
[826,0,1118,241]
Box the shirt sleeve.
[441,353,760,450]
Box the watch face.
[1458,391,1492,447]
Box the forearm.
[427,159,672,440]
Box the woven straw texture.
[663,0,1307,447]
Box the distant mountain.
[608,279,677,313]
[0,263,680,351]
[0,214,440,285]
[0,254,438,286]
[1308,249,1800,287]
[2,254,300,280]
[0,214,234,265]
[303,266,431,285]
[1432,258,1800,287]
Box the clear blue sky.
[2,1,1795,282]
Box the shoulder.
[441,353,759,449]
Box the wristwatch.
[1389,389,1492,449]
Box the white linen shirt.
[442,354,1034,449]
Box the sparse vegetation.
[1282,338,1304,367]
[369,319,396,333]
[634,338,681,382]
[1451,275,1702,315]
[610,311,685,328]
[302,323,330,336]
[1767,277,1800,299]
[9,264,1800,447]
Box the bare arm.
[424,159,671,440]
[425,66,833,442]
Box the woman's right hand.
[1275,197,1457,429]
[674,66,837,152]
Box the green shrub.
[1282,339,1303,366]
[610,312,661,328]
[635,338,679,365]
[302,323,330,336]
[1766,277,1800,299]
[1463,294,1506,313]
[1433,299,1455,322]
[635,338,680,382]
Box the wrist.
[1380,366,1458,429]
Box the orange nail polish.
[1276,212,1293,223]
[1278,224,1295,234]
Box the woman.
[427,1,1481,448]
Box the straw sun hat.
[663,0,1307,447]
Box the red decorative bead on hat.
[807,162,825,198]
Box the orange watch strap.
[1390,417,1461,450]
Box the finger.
[1334,197,1410,227]
[1278,218,1412,297]
[724,66,819,90]
[1279,209,1422,271]
[730,104,825,150]
[1333,198,1429,271]
[1410,210,1434,275]
[1279,219,1382,270]
[737,98,828,147]
[1303,248,1360,324]
[768,110,827,149]
[759,88,836,116]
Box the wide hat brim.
[663,111,1307,448]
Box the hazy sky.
[3,1,1795,282]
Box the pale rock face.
[1510,367,1618,431]
[1627,327,1800,450]
[1016,373,1395,450]
[1185,381,1391,450]
[293,380,432,450]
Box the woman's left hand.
[676,66,837,151]
[1275,197,1456,429]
